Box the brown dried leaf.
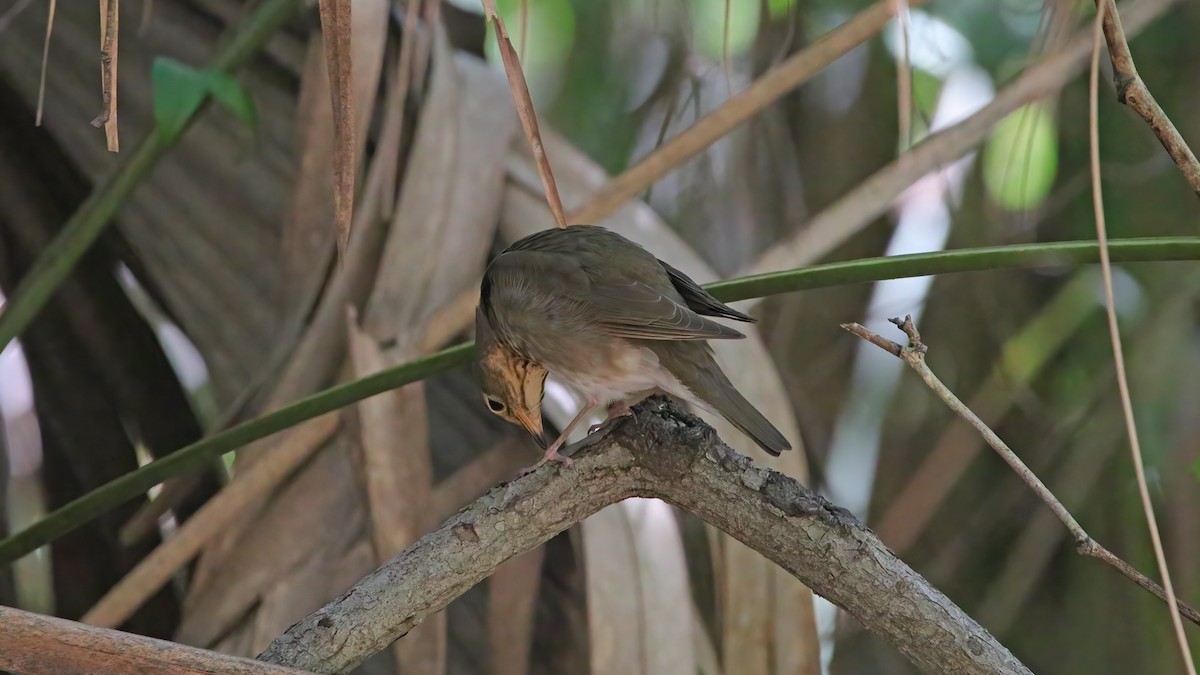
[362,29,516,338]
[176,438,363,647]
[317,0,355,258]
[347,311,446,675]
[283,0,388,309]
[95,0,118,151]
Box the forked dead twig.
[842,316,1200,629]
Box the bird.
[474,224,791,468]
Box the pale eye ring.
[487,398,506,413]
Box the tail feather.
[705,375,791,456]
[657,342,791,456]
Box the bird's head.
[474,306,548,446]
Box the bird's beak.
[513,408,547,449]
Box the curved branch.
[258,399,1030,675]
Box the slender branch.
[258,398,1030,675]
[1087,5,1196,669]
[5,237,1200,566]
[0,605,308,675]
[1093,0,1200,197]
[842,317,1200,628]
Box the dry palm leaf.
[177,26,517,660]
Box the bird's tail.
[663,344,791,456]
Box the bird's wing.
[657,259,755,323]
[486,250,745,341]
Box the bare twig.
[480,0,567,229]
[1093,0,1200,197]
[318,0,356,258]
[93,0,119,151]
[35,0,56,126]
[1087,5,1196,670]
[842,317,1200,629]
[567,0,929,226]
[258,399,1030,675]
[890,0,912,153]
[722,0,732,97]
[0,605,309,675]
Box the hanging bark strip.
[93,0,119,151]
[318,0,355,258]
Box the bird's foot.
[516,439,573,478]
[588,401,633,435]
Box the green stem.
[0,0,305,354]
[1,236,1198,564]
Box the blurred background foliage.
[0,0,1199,673]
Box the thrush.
[474,224,791,467]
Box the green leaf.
[982,102,1059,211]
[767,0,796,20]
[151,57,257,137]
[151,57,212,138]
[208,71,258,130]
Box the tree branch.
[0,606,307,675]
[258,398,1030,675]
[843,316,1200,628]
[1094,0,1200,197]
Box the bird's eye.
[486,397,506,413]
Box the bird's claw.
[515,446,573,479]
[588,403,634,435]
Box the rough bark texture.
[259,398,1030,675]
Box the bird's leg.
[589,399,635,435]
[531,398,599,470]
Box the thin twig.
[1093,0,1200,197]
[842,317,1200,629]
[93,0,119,151]
[1088,4,1197,670]
[35,0,56,126]
[480,0,567,229]
[722,0,732,98]
[891,0,912,153]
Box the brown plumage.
[474,225,790,467]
